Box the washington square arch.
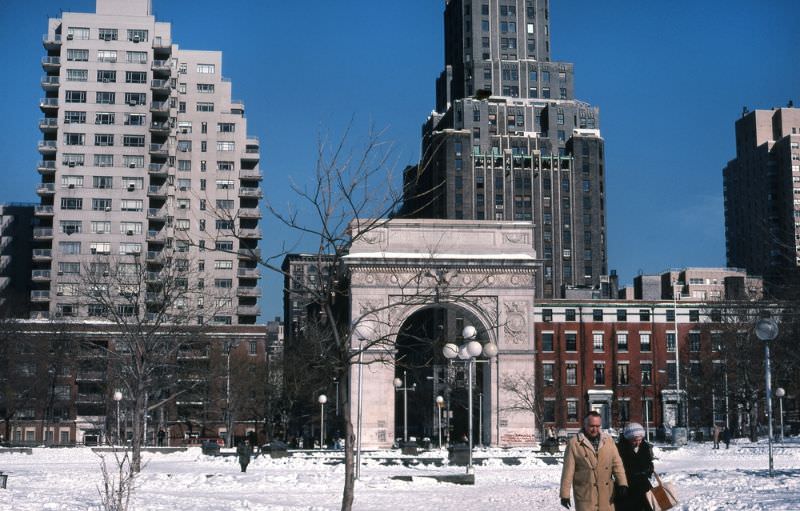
[343,219,539,448]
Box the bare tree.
[72,249,229,472]
[500,372,546,444]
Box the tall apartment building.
[35,0,262,323]
[723,106,800,295]
[0,204,36,316]
[402,0,607,298]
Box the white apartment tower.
[35,0,262,323]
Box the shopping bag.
[645,472,678,511]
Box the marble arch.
[343,219,539,448]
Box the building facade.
[723,106,800,295]
[0,322,268,446]
[631,267,763,302]
[35,0,262,323]
[402,0,607,299]
[0,204,36,317]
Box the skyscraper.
[402,0,607,298]
[35,0,262,323]
[723,106,800,295]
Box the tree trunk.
[131,387,144,473]
[341,390,355,511]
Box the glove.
[617,486,629,499]
[560,498,571,509]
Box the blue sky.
[1,1,797,319]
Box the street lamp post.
[223,340,239,448]
[672,281,683,428]
[442,325,498,476]
[393,371,416,444]
[436,395,445,449]
[113,390,123,445]
[754,317,779,478]
[318,394,327,449]
[775,387,785,443]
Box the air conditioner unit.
[57,271,63,275]
[129,163,136,169]
[179,186,187,191]
[96,229,104,234]
[103,271,109,276]
[102,78,109,83]
[66,34,73,40]
[129,100,137,106]
[56,291,63,296]
[105,207,111,212]
[90,248,97,254]
[133,35,141,43]
[180,128,188,134]
[68,184,75,189]
[68,162,76,168]
[127,183,135,190]
[126,230,134,236]
[179,204,186,209]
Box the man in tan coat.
[559,411,628,510]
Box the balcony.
[238,207,261,219]
[39,98,59,111]
[147,208,167,221]
[151,60,171,72]
[31,290,50,302]
[146,230,166,243]
[31,270,51,281]
[41,56,61,71]
[75,371,105,381]
[149,143,168,156]
[150,101,170,114]
[149,121,170,135]
[146,251,164,263]
[239,169,262,180]
[238,187,263,198]
[238,228,262,239]
[36,183,56,196]
[32,249,52,260]
[37,161,56,175]
[34,206,54,217]
[39,118,58,132]
[237,305,261,316]
[150,79,170,93]
[145,271,161,281]
[237,267,261,278]
[38,140,58,154]
[42,33,62,50]
[241,147,260,162]
[147,162,169,176]
[41,76,60,91]
[33,227,54,239]
[237,248,261,260]
[76,393,104,404]
[147,184,168,198]
[236,286,262,298]
[152,37,171,50]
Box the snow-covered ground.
[1,438,799,510]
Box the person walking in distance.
[237,439,253,473]
[712,424,721,449]
[560,411,628,510]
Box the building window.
[566,333,577,351]
[217,141,235,151]
[593,363,605,385]
[98,28,118,41]
[67,48,89,61]
[65,90,86,103]
[619,400,630,422]
[541,332,554,351]
[689,332,701,352]
[542,363,554,385]
[711,332,722,351]
[66,69,88,82]
[617,309,627,321]
[617,363,629,385]
[94,134,114,146]
[639,309,650,321]
[197,102,215,112]
[197,83,215,93]
[592,309,603,321]
[565,308,576,321]
[566,364,577,385]
[667,332,676,352]
[667,362,677,385]
[640,333,651,352]
[125,71,147,84]
[592,333,603,352]
[666,309,675,322]
[196,63,216,74]
[127,29,148,42]
[641,362,652,385]
[689,310,700,322]
[97,50,117,63]
[96,70,116,83]
[617,333,628,352]
[126,51,147,64]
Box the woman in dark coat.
[615,423,654,511]
[237,440,253,472]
